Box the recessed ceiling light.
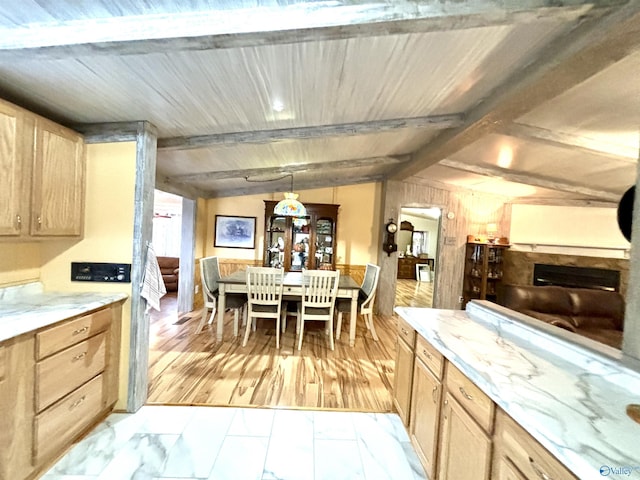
[497,145,513,168]
[272,100,284,112]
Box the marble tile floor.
[42,405,427,480]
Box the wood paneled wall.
[378,180,511,314]
[502,250,630,297]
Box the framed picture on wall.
[214,215,257,249]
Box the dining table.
[216,270,362,346]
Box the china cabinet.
[263,201,338,271]
[462,242,510,308]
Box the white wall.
[510,204,630,258]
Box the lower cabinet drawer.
[415,336,443,380]
[36,333,106,412]
[36,308,111,360]
[446,362,494,433]
[33,374,104,463]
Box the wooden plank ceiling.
[0,0,637,204]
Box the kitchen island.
[395,301,640,480]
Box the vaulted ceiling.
[0,0,638,205]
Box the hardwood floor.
[147,293,397,412]
[395,279,433,308]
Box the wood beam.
[169,156,408,183]
[509,197,617,207]
[392,1,640,180]
[75,122,151,143]
[188,174,385,199]
[440,159,621,201]
[158,116,463,151]
[0,2,601,60]
[155,174,207,200]
[502,122,639,162]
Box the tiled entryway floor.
[42,405,427,480]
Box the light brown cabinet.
[493,410,578,480]
[438,392,492,480]
[0,97,85,240]
[392,317,415,426]
[0,303,122,480]
[409,336,443,479]
[393,322,578,480]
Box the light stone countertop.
[0,282,128,343]
[395,301,640,480]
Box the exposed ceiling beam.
[76,121,148,143]
[510,197,617,207]
[169,156,408,183]
[502,122,639,162]
[440,159,621,201]
[158,115,463,151]
[155,174,207,200]
[391,0,640,179]
[0,1,601,60]
[201,175,385,199]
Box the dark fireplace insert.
[533,264,620,292]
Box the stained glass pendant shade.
[274,192,307,217]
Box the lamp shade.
[274,192,307,217]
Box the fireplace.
[533,264,620,292]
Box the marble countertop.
[395,301,640,479]
[0,282,128,343]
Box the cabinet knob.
[431,385,438,403]
[15,215,21,229]
[423,349,432,359]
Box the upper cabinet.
[0,98,85,239]
[263,201,339,271]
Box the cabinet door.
[290,217,310,271]
[264,215,288,268]
[314,217,335,270]
[410,357,442,479]
[493,456,527,480]
[438,393,491,480]
[0,336,36,480]
[0,101,31,236]
[392,337,414,426]
[31,117,85,236]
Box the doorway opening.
[394,206,442,308]
[152,190,182,314]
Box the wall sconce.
[383,219,398,256]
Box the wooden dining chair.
[244,267,285,348]
[196,256,247,336]
[336,263,380,342]
[296,269,340,350]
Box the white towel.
[141,244,167,312]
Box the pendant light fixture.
[274,174,307,217]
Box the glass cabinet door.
[315,218,335,270]
[290,217,310,271]
[265,216,286,268]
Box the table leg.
[349,289,358,347]
[217,284,226,342]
